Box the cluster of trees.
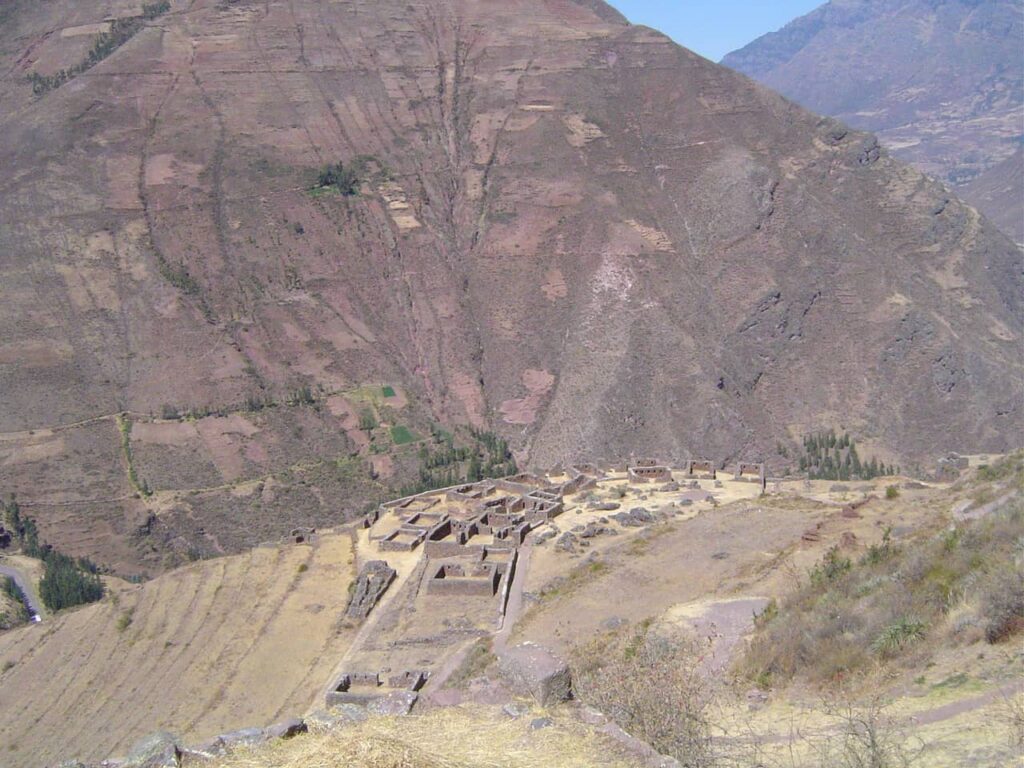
[396,427,518,496]
[316,161,362,195]
[466,428,517,482]
[797,431,898,481]
[3,497,104,612]
[39,552,104,612]
[159,384,320,422]
[26,2,170,95]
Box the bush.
[116,610,134,632]
[573,624,713,766]
[872,617,926,657]
[316,161,361,195]
[358,408,378,431]
[886,485,900,499]
[981,567,1024,643]
[141,0,171,18]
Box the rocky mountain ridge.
[722,0,1024,242]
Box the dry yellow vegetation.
[210,706,634,768]
[0,533,355,768]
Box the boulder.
[265,718,307,740]
[498,642,572,706]
[534,528,558,544]
[556,532,578,552]
[579,522,611,539]
[501,701,530,719]
[367,690,418,716]
[659,482,680,492]
[590,501,621,511]
[529,716,554,731]
[306,705,367,731]
[122,732,181,768]
[214,728,265,752]
[629,506,655,523]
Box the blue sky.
[607,0,824,61]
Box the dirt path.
[0,565,44,619]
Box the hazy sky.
[607,0,824,61]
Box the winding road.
[0,565,44,620]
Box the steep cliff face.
[0,0,1020,563]
[722,0,1024,240]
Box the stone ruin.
[686,459,716,480]
[344,560,396,621]
[289,526,316,544]
[327,668,428,708]
[371,475,570,559]
[329,460,746,712]
[627,459,672,484]
[734,462,766,490]
[428,547,517,599]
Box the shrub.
[116,610,134,632]
[0,578,29,628]
[981,566,1024,643]
[141,0,171,18]
[872,617,927,657]
[886,484,900,499]
[316,162,361,195]
[573,624,713,766]
[811,546,852,586]
[358,408,378,431]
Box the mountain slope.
[962,147,1024,244]
[0,0,1021,567]
[722,0,1024,241]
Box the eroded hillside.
[0,0,1021,569]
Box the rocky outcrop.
[497,642,573,706]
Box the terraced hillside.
[0,532,355,768]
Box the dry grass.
[740,477,1024,687]
[209,707,632,768]
[0,534,355,768]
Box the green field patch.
[390,425,418,445]
[306,185,339,198]
[382,385,397,398]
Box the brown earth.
[0,0,1020,573]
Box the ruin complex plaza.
[322,460,770,713]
